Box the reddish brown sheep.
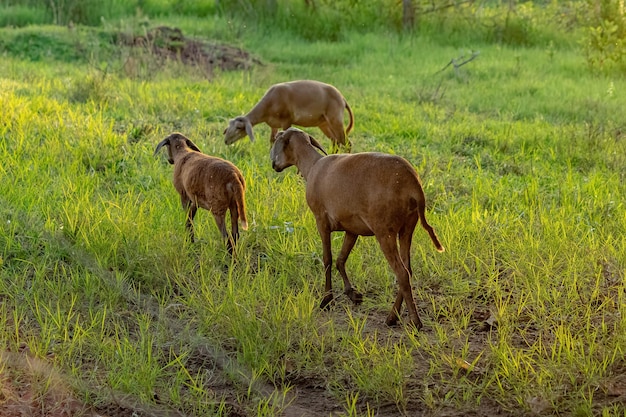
[270,127,444,329]
[155,132,247,254]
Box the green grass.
[1,13,626,417]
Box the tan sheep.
[270,127,444,329]
[154,132,248,254]
[224,80,354,150]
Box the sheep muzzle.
[271,160,285,172]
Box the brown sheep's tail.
[344,100,354,136]
[418,202,445,252]
[236,184,248,231]
[230,176,248,230]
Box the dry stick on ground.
[436,50,481,76]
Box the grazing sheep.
[270,127,444,329]
[224,80,354,150]
[154,132,248,253]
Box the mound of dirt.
[118,26,261,73]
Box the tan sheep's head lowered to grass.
[224,80,354,151]
[155,132,248,254]
[270,127,445,330]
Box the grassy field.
[1,11,626,417]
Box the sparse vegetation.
[1,1,625,416]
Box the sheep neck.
[295,148,324,182]
[244,98,269,126]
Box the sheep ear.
[154,138,169,156]
[245,120,255,142]
[186,139,202,153]
[308,134,327,156]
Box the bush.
[0,5,49,27]
[215,0,577,47]
[216,0,397,41]
[1,0,138,26]
[0,29,85,61]
[582,0,626,73]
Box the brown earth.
[4,310,626,416]
[0,314,508,417]
[116,26,262,77]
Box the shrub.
[582,0,626,73]
[0,5,49,27]
[1,0,138,26]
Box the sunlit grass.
[1,17,625,416]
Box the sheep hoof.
[385,314,399,327]
[345,288,363,305]
[320,294,334,310]
[410,318,423,331]
[386,315,422,330]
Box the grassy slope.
[1,17,625,416]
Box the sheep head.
[224,116,255,145]
[270,128,327,172]
[154,132,202,164]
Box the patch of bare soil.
[0,349,90,417]
[117,26,261,75]
[280,311,510,417]
[0,347,196,417]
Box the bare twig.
[435,50,480,75]
[417,0,474,16]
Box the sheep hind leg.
[376,234,422,330]
[228,203,240,246]
[212,213,234,255]
[336,232,363,305]
[319,122,349,153]
[399,220,417,278]
[388,220,419,326]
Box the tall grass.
[1,13,626,417]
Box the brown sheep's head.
[224,116,255,145]
[154,132,202,164]
[270,128,327,172]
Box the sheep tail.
[233,179,248,230]
[344,100,354,135]
[417,201,445,253]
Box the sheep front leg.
[185,204,198,243]
[336,232,363,305]
[181,197,198,243]
[317,224,334,309]
[387,292,404,325]
[270,127,280,144]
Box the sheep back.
[174,154,247,227]
[305,153,425,235]
[262,81,346,127]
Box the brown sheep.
[154,132,248,254]
[223,80,354,150]
[270,127,444,329]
